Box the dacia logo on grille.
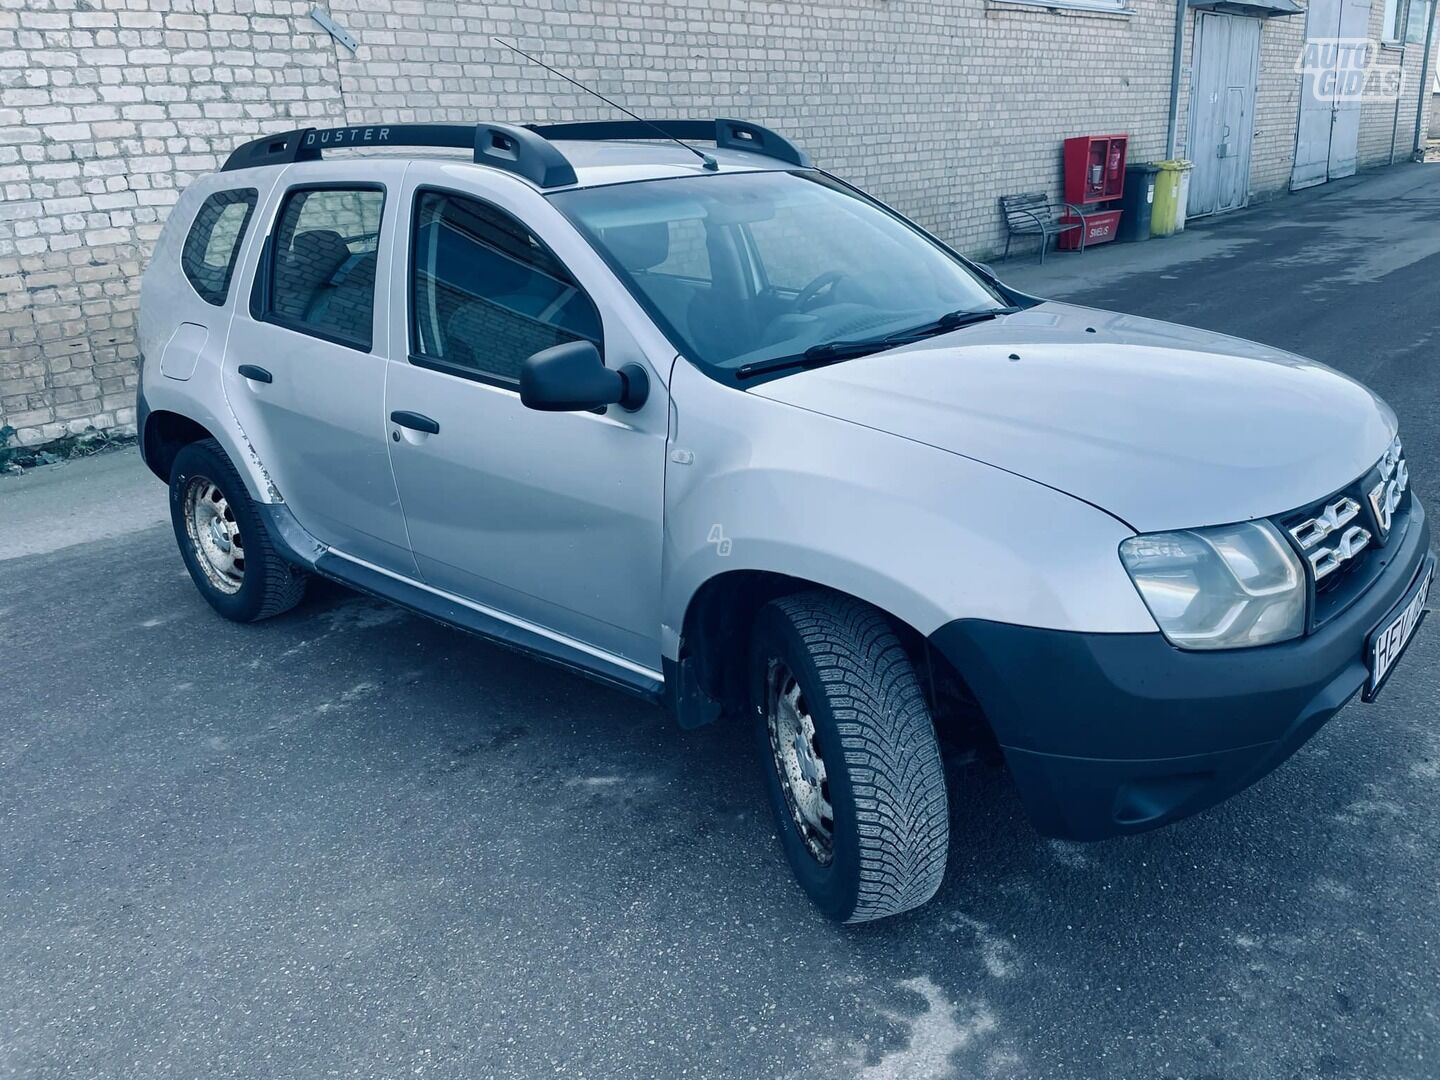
[1290,496,1370,581]
[1368,437,1408,540]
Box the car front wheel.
[751,591,949,923]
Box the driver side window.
[410,190,602,387]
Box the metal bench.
[1000,192,1093,264]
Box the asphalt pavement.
[2,161,1438,1080]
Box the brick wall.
[1355,2,1434,167]
[1250,13,1308,196]
[0,0,345,447]
[331,0,1184,260]
[3,0,1437,448]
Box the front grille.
[1273,437,1412,630]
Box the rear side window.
[181,189,257,306]
[409,190,601,386]
[265,186,384,351]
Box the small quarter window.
[181,189,257,306]
[410,190,601,386]
[267,186,385,351]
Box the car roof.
[545,139,800,188]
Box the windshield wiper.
[881,306,1020,345]
[735,337,897,380]
[734,307,1019,381]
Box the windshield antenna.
[493,37,719,172]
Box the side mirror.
[971,261,997,279]
[519,340,649,413]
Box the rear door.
[382,166,670,670]
[224,163,415,573]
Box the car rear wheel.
[751,591,949,923]
[169,439,307,623]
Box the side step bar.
[255,503,665,703]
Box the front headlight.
[1119,521,1306,650]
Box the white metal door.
[1293,0,1370,189]
[1188,13,1261,217]
[1329,0,1369,178]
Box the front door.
[224,168,415,573]
[1187,13,1261,217]
[382,176,669,670]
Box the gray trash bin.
[1118,164,1160,243]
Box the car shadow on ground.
[290,574,1373,945]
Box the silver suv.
[138,119,1432,923]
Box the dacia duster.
[137,119,1432,923]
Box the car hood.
[750,302,1397,532]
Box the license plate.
[1365,557,1433,702]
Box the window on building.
[1405,0,1432,43]
[1382,0,1407,42]
[1002,0,1128,12]
[409,190,602,387]
[181,189,257,306]
[266,186,384,351]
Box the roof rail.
[220,117,810,184]
[221,122,579,186]
[525,118,811,168]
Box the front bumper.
[930,497,1431,841]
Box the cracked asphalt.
[3,162,1439,1080]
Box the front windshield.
[549,171,1007,378]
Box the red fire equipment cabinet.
[1060,134,1128,250]
[1064,134,1128,204]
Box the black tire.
[751,591,949,924]
[169,438,307,623]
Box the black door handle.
[237,364,272,384]
[390,410,440,435]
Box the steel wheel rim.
[766,658,834,865]
[183,475,245,595]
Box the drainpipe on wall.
[1166,0,1189,158]
[1417,1,1438,155]
[1391,44,1406,164]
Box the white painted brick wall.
[1355,0,1435,166]
[0,0,345,447]
[2,0,1437,447]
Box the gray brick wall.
[1355,1,1433,167]
[0,0,345,447]
[3,0,1438,447]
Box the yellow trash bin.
[1174,161,1193,232]
[1151,159,1192,237]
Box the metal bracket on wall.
[309,7,358,54]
